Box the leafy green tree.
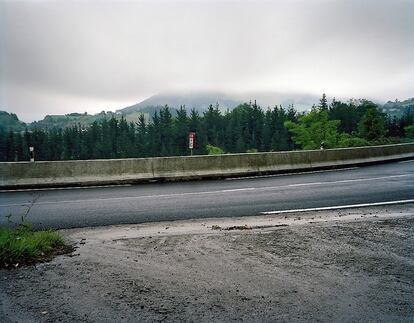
[404,125,414,138]
[399,107,413,137]
[337,134,370,147]
[358,107,386,141]
[385,116,404,138]
[284,110,340,149]
[328,99,359,134]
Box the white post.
[29,146,34,162]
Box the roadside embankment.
[1,203,413,322]
[1,143,413,188]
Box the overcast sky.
[1,0,413,122]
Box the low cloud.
[1,0,413,121]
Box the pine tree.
[174,106,189,155]
[136,114,147,157]
[159,105,174,156]
[6,131,15,161]
[319,93,328,110]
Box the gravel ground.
[1,204,414,322]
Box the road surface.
[0,160,413,229]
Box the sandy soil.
[1,204,414,322]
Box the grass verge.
[0,225,70,269]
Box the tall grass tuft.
[0,224,65,267]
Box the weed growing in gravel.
[0,224,66,268]
[0,193,70,268]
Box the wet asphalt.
[0,160,413,229]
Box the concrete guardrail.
[1,143,413,189]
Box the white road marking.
[0,187,257,207]
[0,174,412,208]
[399,159,414,164]
[260,199,414,215]
[288,182,323,187]
[219,188,256,193]
[287,174,412,187]
[225,167,360,180]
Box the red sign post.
[189,132,196,155]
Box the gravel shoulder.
[1,204,414,322]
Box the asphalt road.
[1,160,413,230]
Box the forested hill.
[29,111,150,131]
[1,97,413,162]
[382,98,414,117]
[0,110,150,132]
[0,111,26,132]
[118,92,243,115]
[117,91,319,115]
[1,95,413,132]
[0,91,318,131]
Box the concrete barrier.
[1,143,413,189]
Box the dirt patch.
[222,224,252,230]
[1,204,414,322]
[1,244,76,270]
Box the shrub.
[206,144,225,155]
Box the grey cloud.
[1,0,413,121]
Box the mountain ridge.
[117,91,320,115]
[1,94,413,132]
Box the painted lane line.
[399,159,414,164]
[225,167,360,180]
[0,187,258,207]
[220,188,256,193]
[256,174,413,191]
[288,182,323,187]
[1,173,413,208]
[260,199,414,215]
[287,174,412,188]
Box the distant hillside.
[0,111,26,132]
[29,110,150,130]
[30,111,108,129]
[382,98,414,117]
[2,95,412,132]
[117,91,320,116]
[119,91,242,115]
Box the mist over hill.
[117,91,320,115]
[1,93,413,132]
[382,97,414,117]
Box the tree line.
[1,95,413,162]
